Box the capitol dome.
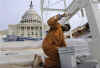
[20,1,42,24]
[8,1,43,39]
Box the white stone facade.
[8,2,42,39]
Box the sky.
[0,0,88,30]
[0,0,40,30]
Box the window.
[31,27,34,30]
[40,27,42,29]
[27,27,30,30]
[21,27,24,30]
[32,32,34,35]
[33,20,37,22]
[37,20,41,23]
[35,27,38,30]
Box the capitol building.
[8,1,43,39]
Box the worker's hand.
[61,13,71,17]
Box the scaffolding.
[41,0,100,66]
[40,0,72,38]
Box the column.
[19,24,21,36]
[25,26,27,37]
[30,26,32,37]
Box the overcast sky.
[0,0,88,30]
[0,0,41,30]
